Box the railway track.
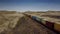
[23,14,60,34]
[0,14,58,34]
[23,15,57,34]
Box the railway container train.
[32,16,54,29]
[24,13,60,34]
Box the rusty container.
[46,21,54,29]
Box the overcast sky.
[0,0,60,12]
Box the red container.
[46,21,54,29]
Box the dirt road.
[1,15,56,34]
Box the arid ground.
[0,11,60,34]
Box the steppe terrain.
[0,11,60,34]
[25,11,60,23]
[0,11,24,33]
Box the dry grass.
[25,11,60,18]
[24,11,60,23]
[0,11,59,34]
[0,11,24,33]
[0,16,56,34]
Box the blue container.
[32,16,37,20]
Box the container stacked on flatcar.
[45,21,54,29]
[54,23,60,32]
[32,16,36,20]
[24,14,60,33]
[31,16,60,33]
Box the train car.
[41,19,46,25]
[31,16,37,20]
[31,16,46,25]
[54,23,60,32]
[25,14,60,33]
[45,21,54,29]
[31,16,42,22]
[35,17,42,22]
[31,16,60,33]
[34,16,54,29]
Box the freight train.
[24,13,60,34]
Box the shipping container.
[36,17,42,22]
[32,16,37,20]
[41,20,46,25]
[46,21,54,29]
[54,23,60,32]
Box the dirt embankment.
[0,15,56,34]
